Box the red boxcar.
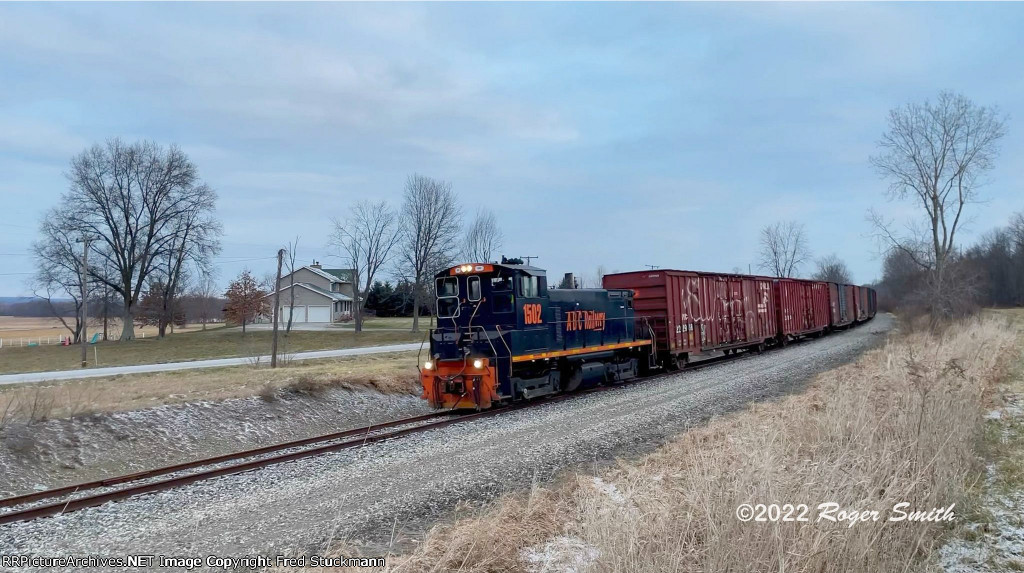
[853,285,873,322]
[773,279,830,340]
[853,285,868,322]
[830,283,856,328]
[603,270,776,366]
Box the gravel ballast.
[0,315,892,570]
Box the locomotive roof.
[439,263,546,277]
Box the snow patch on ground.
[0,387,430,496]
[939,492,1024,572]
[589,477,626,505]
[938,397,1024,572]
[521,536,599,573]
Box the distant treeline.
[363,280,433,317]
[0,295,227,324]
[876,211,1024,316]
[0,299,77,317]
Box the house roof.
[264,282,353,302]
[322,268,354,282]
[302,265,344,283]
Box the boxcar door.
[728,277,745,343]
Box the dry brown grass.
[384,315,1018,573]
[0,351,419,424]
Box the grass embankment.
[0,351,420,425]
[0,325,425,374]
[375,314,1017,573]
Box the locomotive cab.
[421,261,654,410]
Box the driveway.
[0,342,423,386]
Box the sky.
[1,2,1023,296]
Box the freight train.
[420,260,876,409]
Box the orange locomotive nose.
[420,358,499,410]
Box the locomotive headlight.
[473,358,483,369]
[423,360,433,370]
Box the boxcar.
[853,285,869,322]
[603,270,776,368]
[774,279,831,341]
[830,283,857,328]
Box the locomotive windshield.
[436,277,460,318]
[467,276,481,301]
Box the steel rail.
[0,411,451,513]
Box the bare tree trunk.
[121,303,135,341]
[411,279,421,333]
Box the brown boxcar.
[603,270,776,366]
[830,283,856,328]
[853,285,869,322]
[774,279,831,340]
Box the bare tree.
[192,272,219,330]
[30,209,84,342]
[462,208,503,262]
[869,91,1006,314]
[284,236,299,334]
[151,203,221,337]
[812,254,853,284]
[757,221,811,278]
[399,174,462,332]
[331,201,401,332]
[57,139,221,340]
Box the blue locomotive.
[420,260,655,409]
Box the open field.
[0,351,419,424]
[383,314,1020,573]
[0,325,425,374]
[0,315,214,343]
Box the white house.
[264,262,356,324]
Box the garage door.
[280,306,306,323]
[307,305,331,323]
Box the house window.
[332,283,340,292]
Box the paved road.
[0,342,423,386]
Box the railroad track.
[0,351,744,525]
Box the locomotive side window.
[491,275,513,313]
[467,276,481,302]
[436,277,458,297]
[519,276,538,297]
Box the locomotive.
[420,260,877,410]
[419,260,655,409]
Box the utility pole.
[77,236,91,368]
[644,264,659,270]
[521,256,539,265]
[271,248,284,368]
